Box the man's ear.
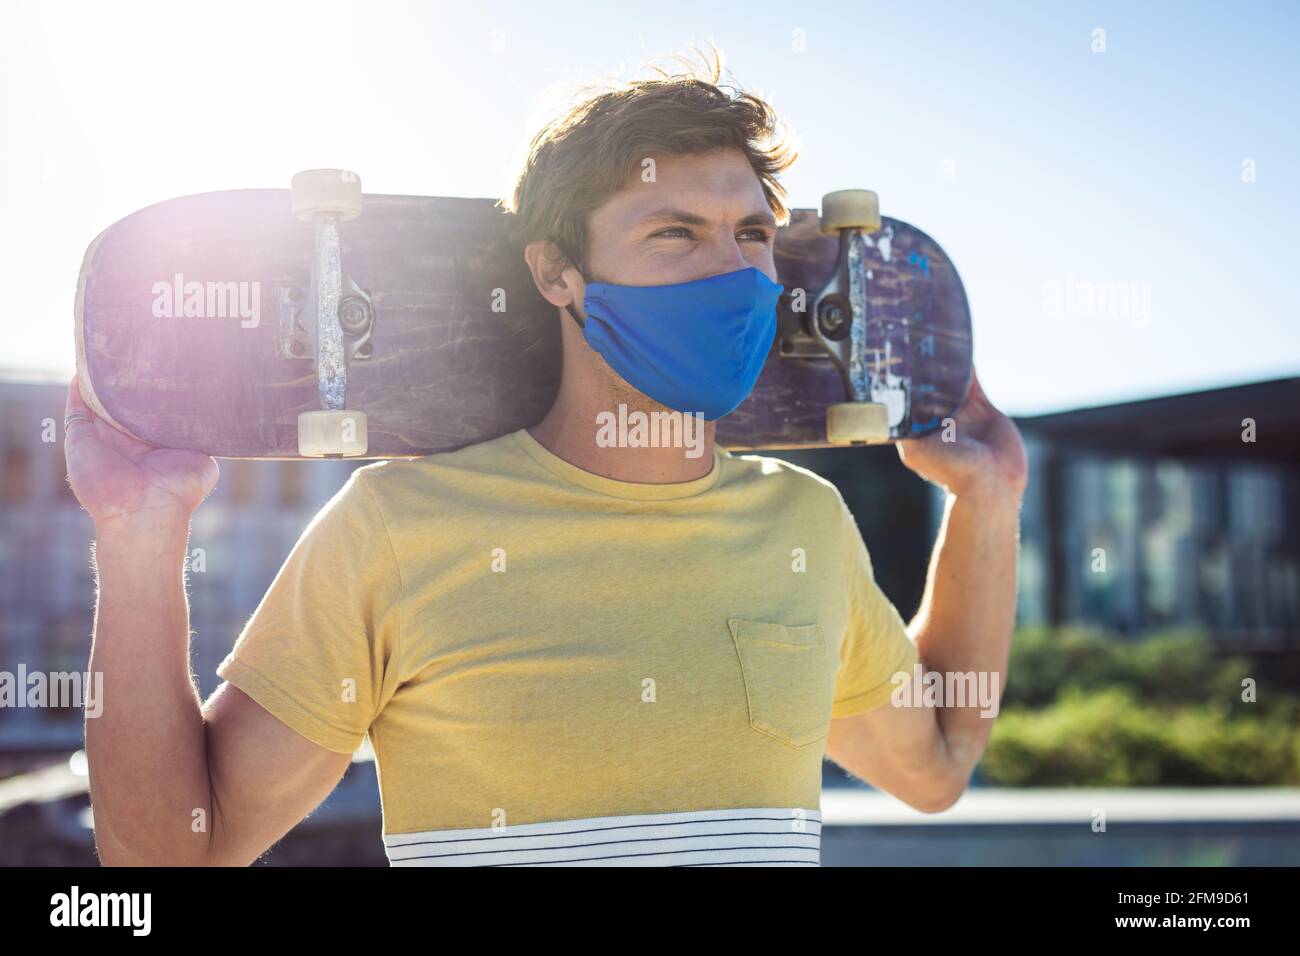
[523,240,581,310]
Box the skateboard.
[74,170,972,459]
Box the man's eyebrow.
[736,210,778,228]
[634,207,778,229]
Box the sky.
[1,0,1296,415]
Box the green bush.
[1003,627,1252,709]
[981,687,1300,786]
[977,629,1300,786]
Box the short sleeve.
[831,500,919,718]
[216,468,402,754]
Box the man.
[66,51,1026,866]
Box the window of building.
[2,446,31,501]
[228,460,257,506]
[278,462,305,508]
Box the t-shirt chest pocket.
[727,619,837,749]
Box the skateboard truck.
[289,168,370,457]
[807,189,892,445]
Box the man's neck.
[527,387,716,484]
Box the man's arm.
[87,521,354,866]
[825,484,1021,811]
[825,371,1026,811]
[65,376,355,866]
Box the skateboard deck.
[74,181,971,459]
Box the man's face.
[578,147,778,289]
[531,146,780,420]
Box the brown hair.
[498,44,798,274]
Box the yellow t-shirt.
[216,427,918,866]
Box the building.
[0,372,362,751]
[1015,378,1300,651]
[3,372,1298,754]
[789,378,1300,657]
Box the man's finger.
[65,373,98,432]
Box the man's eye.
[651,227,693,239]
[739,229,774,243]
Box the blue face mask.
[566,265,783,421]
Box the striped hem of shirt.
[383,806,822,866]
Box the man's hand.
[895,369,1028,500]
[65,374,220,536]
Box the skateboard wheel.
[827,402,890,444]
[291,169,363,222]
[820,189,881,235]
[298,409,368,457]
